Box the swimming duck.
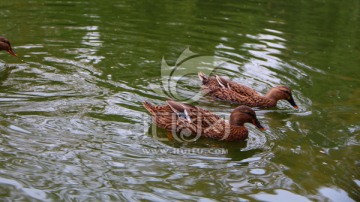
[143,100,265,141]
[0,36,17,57]
[198,72,298,108]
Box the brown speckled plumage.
[143,100,264,141]
[198,72,298,108]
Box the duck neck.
[226,125,248,141]
[242,94,275,108]
[229,120,244,127]
[263,92,278,106]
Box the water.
[0,0,359,201]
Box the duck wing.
[215,75,260,97]
[207,88,260,107]
[167,100,220,129]
[143,101,196,133]
[166,100,193,122]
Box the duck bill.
[7,49,17,57]
[287,96,298,109]
[253,119,266,131]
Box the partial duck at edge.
[0,36,17,57]
[198,72,298,109]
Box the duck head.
[0,37,17,57]
[265,86,298,108]
[230,105,265,130]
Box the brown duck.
[0,36,17,57]
[198,72,298,108]
[143,100,265,141]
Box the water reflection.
[0,0,359,201]
[250,189,312,202]
[0,62,12,84]
[63,25,104,64]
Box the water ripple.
[0,0,358,201]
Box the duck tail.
[143,101,156,116]
[198,72,208,83]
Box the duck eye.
[244,111,256,119]
[280,89,291,96]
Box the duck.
[143,100,265,141]
[0,36,17,57]
[198,72,298,109]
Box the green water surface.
[0,0,359,201]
